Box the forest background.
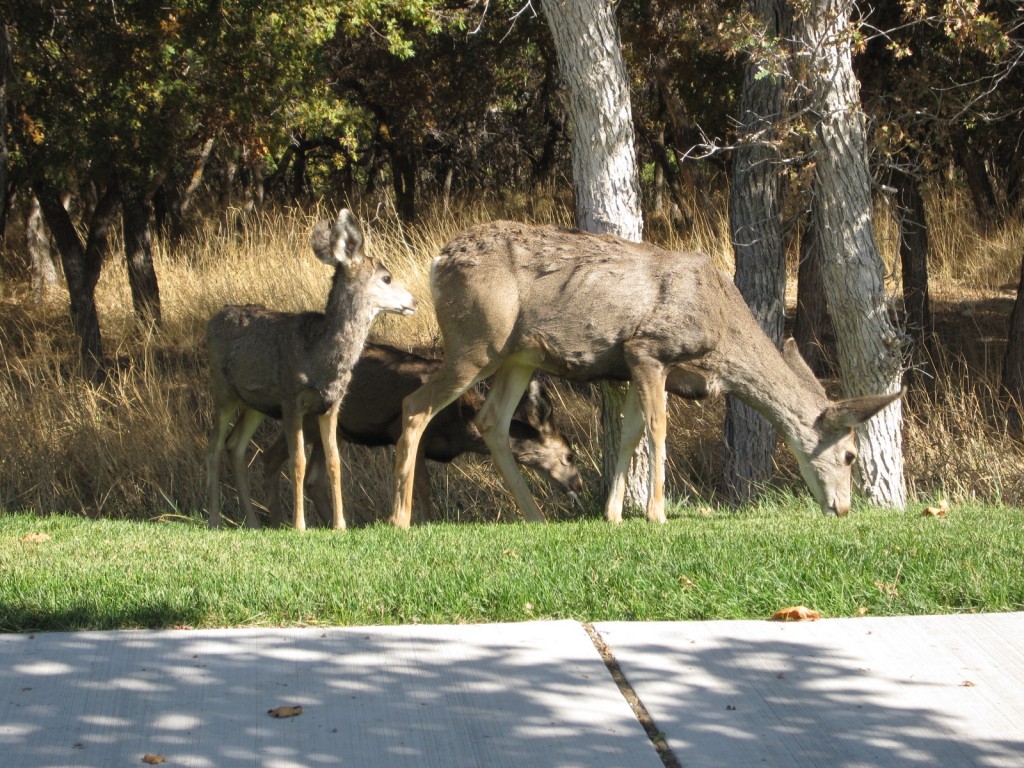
[1,0,1023,524]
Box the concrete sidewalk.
[1,614,1022,767]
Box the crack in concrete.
[583,622,683,768]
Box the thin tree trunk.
[797,0,906,508]
[955,142,999,230]
[27,193,59,301]
[120,177,162,328]
[722,0,790,503]
[0,24,11,236]
[1001,250,1024,435]
[539,0,650,513]
[888,160,934,385]
[34,182,119,381]
[794,210,832,377]
[391,147,417,224]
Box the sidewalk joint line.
[583,622,683,768]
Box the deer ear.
[782,338,827,398]
[312,209,364,266]
[332,209,364,266]
[820,388,904,430]
[310,220,334,263]
[518,379,554,430]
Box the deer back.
[431,221,730,381]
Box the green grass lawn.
[1,502,1021,633]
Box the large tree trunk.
[34,182,120,382]
[722,0,790,503]
[539,0,650,513]
[120,177,162,328]
[796,0,907,508]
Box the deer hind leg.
[476,362,546,523]
[262,433,289,528]
[392,361,490,529]
[604,383,647,524]
[205,403,237,530]
[318,402,346,531]
[284,413,308,531]
[225,408,266,529]
[632,364,669,524]
[304,441,332,527]
[413,448,434,521]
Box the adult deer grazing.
[261,343,583,526]
[391,221,902,527]
[206,210,416,531]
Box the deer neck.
[313,269,380,373]
[720,336,826,455]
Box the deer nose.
[830,501,850,517]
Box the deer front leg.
[476,362,546,523]
[227,408,266,529]
[285,415,307,531]
[604,383,647,523]
[205,405,236,530]
[318,402,346,531]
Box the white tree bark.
[28,194,59,301]
[539,0,651,511]
[796,0,907,507]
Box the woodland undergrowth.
[0,186,1022,523]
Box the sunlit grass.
[1,503,1020,632]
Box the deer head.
[781,340,903,516]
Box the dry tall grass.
[0,187,1021,524]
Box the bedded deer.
[391,220,902,527]
[206,210,416,531]
[260,342,583,526]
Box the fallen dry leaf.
[141,755,165,765]
[922,499,950,517]
[875,579,900,597]
[961,680,977,687]
[771,606,821,622]
[267,705,303,718]
[21,532,51,543]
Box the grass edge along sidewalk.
[1,502,1021,633]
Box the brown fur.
[260,343,582,525]
[391,221,901,526]
[206,210,416,531]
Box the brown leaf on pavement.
[268,705,303,718]
[141,755,166,765]
[771,606,821,622]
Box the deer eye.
[381,274,392,285]
[564,452,575,465]
[844,451,857,466]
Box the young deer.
[261,343,583,526]
[391,221,902,527]
[206,210,416,531]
